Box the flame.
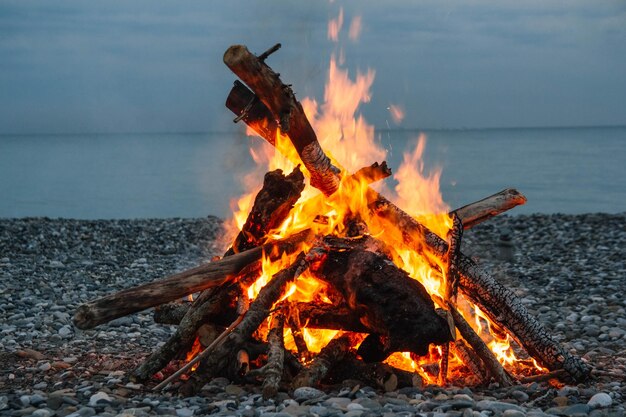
[206,7,548,386]
[184,337,203,373]
[388,104,405,124]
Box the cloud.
[0,0,625,133]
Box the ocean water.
[1,126,625,219]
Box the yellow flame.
[222,7,546,383]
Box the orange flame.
[212,7,547,385]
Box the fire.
[218,7,546,386]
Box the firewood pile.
[73,44,591,396]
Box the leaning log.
[134,167,306,381]
[73,229,312,330]
[262,313,285,399]
[291,333,356,388]
[192,252,310,382]
[453,188,527,230]
[224,44,340,196]
[224,166,305,256]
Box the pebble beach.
[1,214,624,417]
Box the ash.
[1,214,624,417]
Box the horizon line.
[1,123,625,137]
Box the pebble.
[587,392,612,408]
[293,387,325,401]
[88,391,112,406]
[1,216,625,417]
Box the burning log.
[432,295,513,387]
[224,44,340,196]
[286,301,369,333]
[328,352,423,391]
[224,166,305,256]
[262,313,286,399]
[189,252,311,383]
[313,244,452,361]
[451,339,488,385]
[291,333,357,388]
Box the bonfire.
[72,40,592,397]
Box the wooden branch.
[434,297,513,387]
[262,314,285,399]
[351,161,392,184]
[292,333,356,388]
[73,229,312,330]
[224,166,305,256]
[223,47,588,382]
[453,188,527,230]
[224,45,340,196]
[451,339,487,385]
[192,252,310,381]
[286,301,370,334]
[328,351,423,391]
[445,213,463,302]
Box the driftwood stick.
[224,166,305,256]
[437,298,513,387]
[153,307,246,391]
[291,333,356,388]
[445,213,463,302]
[192,252,310,382]
[223,50,589,382]
[74,229,311,330]
[262,313,285,399]
[453,188,527,230]
[351,161,392,184]
[224,44,340,196]
[451,339,487,384]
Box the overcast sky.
[1,0,625,134]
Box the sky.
[1,0,625,134]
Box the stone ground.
[0,214,624,417]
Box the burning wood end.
[73,43,590,395]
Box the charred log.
[291,333,356,388]
[224,166,305,256]
[262,314,285,399]
[313,247,452,361]
[327,351,423,391]
[191,252,310,382]
[224,45,340,195]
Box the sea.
[1,126,625,219]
